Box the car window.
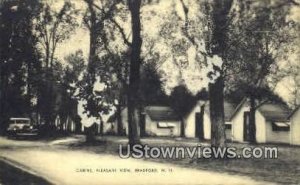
[10,120,30,124]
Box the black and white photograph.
[0,0,299,184]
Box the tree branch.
[109,18,132,46]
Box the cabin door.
[140,113,146,136]
[195,112,204,140]
[243,112,250,142]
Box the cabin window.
[157,122,175,128]
[271,122,290,131]
[225,124,232,129]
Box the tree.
[283,63,300,108]
[226,0,295,143]
[0,0,43,134]
[159,0,232,147]
[35,2,78,69]
[169,84,196,137]
[34,1,78,125]
[139,61,168,136]
[79,0,121,141]
[205,0,233,147]
[61,50,86,133]
[127,0,143,146]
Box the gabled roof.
[145,106,180,121]
[230,98,247,120]
[288,105,300,119]
[258,103,291,122]
[204,100,238,122]
[230,98,292,122]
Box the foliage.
[169,84,196,118]
[0,0,43,132]
[226,0,296,99]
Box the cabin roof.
[204,101,238,122]
[145,106,180,121]
[258,103,291,122]
[288,105,300,119]
[230,99,292,122]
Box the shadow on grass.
[0,160,52,185]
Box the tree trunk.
[180,117,185,137]
[74,115,82,134]
[0,65,9,134]
[87,0,97,83]
[116,101,124,136]
[127,0,142,147]
[209,77,226,147]
[208,0,233,147]
[198,104,205,141]
[100,119,104,135]
[139,106,146,137]
[248,96,257,143]
[84,0,98,141]
[85,123,96,143]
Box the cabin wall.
[184,104,200,138]
[264,121,290,144]
[255,111,266,143]
[184,102,211,140]
[291,109,300,145]
[203,113,211,140]
[145,115,180,136]
[232,106,266,143]
[232,105,250,142]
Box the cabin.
[289,106,300,145]
[184,100,237,140]
[231,99,291,144]
[107,106,181,137]
[144,106,181,137]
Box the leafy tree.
[226,0,296,143]
[79,0,121,142]
[169,84,196,137]
[60,50,86,133]
[34,2,78,69]
[33,1,78,125]
[126,0,143,146]
[283,63,300,108]
[0,0,42,133]
[172,0,233,147]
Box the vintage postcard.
[0,0,299,184]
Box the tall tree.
[60,50,86,133]
[169,84,196,137]
[127,0,143,146]
[207,0,233,147]
[162,0,232,146]
[283,63,300,108]
[34,2,78,125]
[80,0,121,141]
[0,0,42,133]
[227,0,295,143]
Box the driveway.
[0,137,275,185]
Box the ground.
[0,135,299,185]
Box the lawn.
[0,160,52,185]
[68,136,300,185]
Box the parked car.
[7,118,38,137]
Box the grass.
[67,136,300,185]
[0,160,52,185]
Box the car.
[7,118,38,137]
